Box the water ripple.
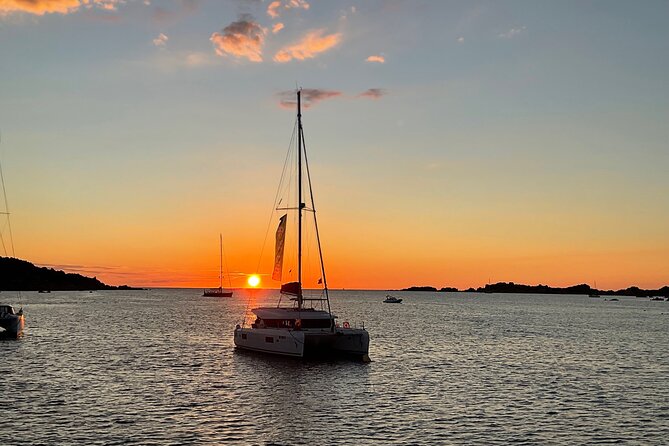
[1,290,668,444]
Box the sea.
[1,289,668,445]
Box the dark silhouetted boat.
[383,295,402,303]
[203,234,233,297]
[0,304,24,338]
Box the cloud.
[152,32,168,47]
[273,29,341,63]
[277,89,342,109]
[0,0,81,15]
[358,88,387,100]
[365,55,385,64]
[184,51,214,66]
[498,26,526,39]
[272,22,284,33]
[266,0,308,19]
[210,14,266,62]
[285,0,308,11]
[266,0,280,18]
[457,36,464,43]
[0,0,126,16]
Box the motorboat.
[383,295,402,303]
[0,304,24,338]
[234,90,370,361]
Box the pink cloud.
[152,32,168,47]
[210,14,266,63]
[277,89,342,109]
[267,0,309,19]
[366,55,385,64]
[358,88,387,99]
[273,29,341,63]
[266,0,280,18]
[285,0,309,11]
[272,22,284,34]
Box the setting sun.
[247,274,260,288]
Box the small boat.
[203,234,234,297]
[650,296,663,301]
[383,295,403,303]
[234,90,370,361]
[0,304,24,338]
[38,290,51,294]
[589,280,600,297]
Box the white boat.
[0,304,24,338]
[0,138,23,339]
[203,234,234,297]
[234,90,370,361]
[383,295,402,303]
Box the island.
[0,257,142,291]
[400,282,669,297]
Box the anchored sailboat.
[0,132,24,338]
[203,234,233,297]
[234,90,370,360]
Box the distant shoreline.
[400,283,669,297]
[0,257,143,291]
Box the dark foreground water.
[1,290,668,445]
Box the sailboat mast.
[219,233,223,289]
[297,90,303,309]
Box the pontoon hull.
[234,327,305,357]
[234,327,369,360]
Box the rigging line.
[0,131,15,257]
[254,117,298,274]
[301,127,331,317]
[221,234,233,289]
[242,117,298,322]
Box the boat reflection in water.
[234,90,370,361]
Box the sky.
[0,0,667,290]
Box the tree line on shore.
[402,282,669,297]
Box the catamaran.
[234,90,370,361]
[203,234,233,297]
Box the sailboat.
[202,234,233,297]
[0,133,24,339]
[233,90,370,360]
[589,280,600,298]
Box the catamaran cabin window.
[301,319,333,329]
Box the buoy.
[343,321,350,329]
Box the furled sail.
[280,281,301,296]
[272,214,287,281]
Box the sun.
[247,274,260,288]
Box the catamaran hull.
[233,327,369,360]
[234,327,305,357]
[0,315,24,339]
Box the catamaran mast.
[297,90,304,309]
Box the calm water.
[1,290,668,445]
